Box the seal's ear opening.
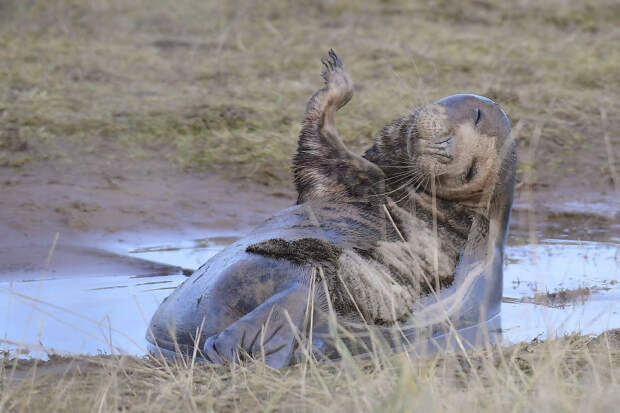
[474,108,482,126]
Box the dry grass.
[1,1,618,411]
[0,0,618,186]
[1,330,619,412]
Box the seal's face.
[408,94,511,202]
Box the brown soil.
[0,154,294,280]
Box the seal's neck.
[410,190,478,240]
[363,111,415,170]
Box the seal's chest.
[329,236,459,324]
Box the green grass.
[0,0,618,185]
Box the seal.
[146,50,516,367]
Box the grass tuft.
[2,330,619,412]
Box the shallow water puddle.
[0,235,618,359]
[0,275,187,359]
[126,236,239,270]
[501,239,619,343]
[0,237,231,359]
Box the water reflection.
[501,239,619,343]
[126,236,240,270]
[1,274,187,359]
[0,236,231,359]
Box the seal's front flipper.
[202,282,311,368]
[294,50,385,205]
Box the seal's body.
[147,51,516,367]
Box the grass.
[1,329,619,412]
[0,1,618,411]
[0,0,618,186]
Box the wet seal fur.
[147,50,516,367]
[246,238,342,268]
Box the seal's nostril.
[474,108,482,126]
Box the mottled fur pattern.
[284,52,513,324]
[246,238,343,268]
[254,52,486,323]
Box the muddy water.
[1,230,618,359]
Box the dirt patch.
[0,155,294,280]
[1,355,98,381]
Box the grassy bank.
[0,0,618,187]
[2,330,619,412]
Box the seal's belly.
[146,202,386,350]
[147,200,463,353]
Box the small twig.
[600,108,619,194]
[44,232,60,268]
[525,122,543,256]
[382,204,405,242]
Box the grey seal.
[146,50,516,367]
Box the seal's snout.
[435,136,453,145]
[426,135,454,162]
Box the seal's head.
[403,94,513,205]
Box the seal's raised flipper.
[202,281,312,368]
[294,50,385,204]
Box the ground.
[0,0,619,411]
[1,0,617,255]
[2,330,620,412]
[1,0,618,189]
